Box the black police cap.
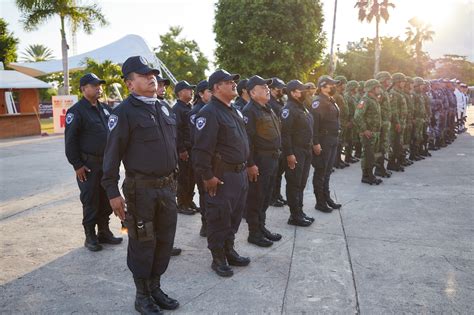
[246,75,273,91]
[156,75,170,86]
[286,79,311,92]
[269,77,286,89]
[208,69,240,89]
[122,56,160,78]
[80,73,106,87]
[196,80,209,94]
[317,76,340,88]
[174,80,196,95]
[237,79,249,96]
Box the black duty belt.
[125,171,176,189]
[80,152,103,163]
[220,161,247,173]
[255,149,281,159]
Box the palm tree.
[405,17,434,61]
[21,44,55,62]
[354,0,395,76]
[15,0,107,95]
[80,58,125,100]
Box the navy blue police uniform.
[233,79,249,111]
[280,80,314,227]
[242,76,282,247]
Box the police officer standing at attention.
[172,80,198,215]
[65,73,122,252]
[102,56,179,314]
[233,78,250,111]
[188,80,212,237]
[242,75,282,248]
[192,69,250,278]
[268,77,288,208]
[310,76,342,213]
[281,80,314,227]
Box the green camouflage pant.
[360,131,381,170]
[379,121,391,154]
[414,119,424,145]
[403,122,413,150]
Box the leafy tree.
[434,55,474,85]
[405,17,435,76]
[16,0,108,95]
[0,18,19,65]
[214,0,325,81]
[355,0,395,76]
[155,26,209,85]
[21,44,55,62]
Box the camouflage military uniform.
[334,76,350,168]
[374,72,392,177]
[343,80,359,163]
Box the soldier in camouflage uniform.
[343,80,359,163]
[387,73,407,172]
[400,77,415,165]
[333,76,350,169]
[421,81,434,156]
[353,81,365,159]
[354,79,383,185]
[374,71,392,178]
[412,77,428,160]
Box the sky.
[1,0,473,72]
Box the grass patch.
[40,118,54,134]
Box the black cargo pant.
[205,169,248,250]
[77,155,112,227]
[123,175,177,279]
[285,146,312,213]
[177,152,195,206]
[245,152,279,234]
[312,139,338,195]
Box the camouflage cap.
[406,77,414,84]
[334,75,348,84]
[358,81,365,88]
[364,79,381,92]
[375,71,392,82]
[392,73,406,83]
[413,77,425,87]
[346,80,359,91]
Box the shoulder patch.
[243,116,249,124]
[190,113,196,125]
[108,114,119,131]
[357,101,365,109]
[103,108,110,116]
[196,117,206,130]
[312,100,320,109]
[65,112,74,125]
[281,108,290,119]
[161,106,170,116]
[236,109,244,119]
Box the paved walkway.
[1,110,473,314]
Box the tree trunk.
[329,0,338,76]
[60,16,70,95]
[374,17,380,77]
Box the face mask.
[329,87,337,96]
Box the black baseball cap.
[237,79,249,96]
[270,77,286,89]
[246,75,273,91]
[122,56,160,78]
[196,80,209,94]
[286,80,311,92]
[80,73,106,87]
[208,69,240,89]
[317,75,340,88]
[156,75,170,86]
[174,80,196,94]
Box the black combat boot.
[361,169,379,185]
[287,209,312,227]
[97,222,123,245]
[84,225,102,251]
[261,226,282,241]
[149,275,179,310]
[270,198,285,207]
[210,248,233,277]
[224,240,250,266]
[315,192,332,213]
[370,168,383,185]
[324,191,342,209]
[387,158,400,172]
[248,230,273,247]
[300,207,315,222]
[177,204,196,215]
[171,247,182,256]
[133,277,162,315]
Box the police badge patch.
[312,101,320,109]
[139,56,148,65]
[190,114,196,125]
[108,114,118,131]
[161,106,170,116]
[281,108,289,119]
[243,116,249,124]
[65,113,74,124]
[196,117,206,130]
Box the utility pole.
[329,0,338,76]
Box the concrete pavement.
[1,111,473,314]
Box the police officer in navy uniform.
[172,80,198,215]
[65,73,122,252]
[189,80,212,237]
[281,80,315,227]
[233,78,250,111]
[102,56,179,314]
[242,75,283,248]
[268,77,288,207]
[192,69,251,278]
[311,76,342,214]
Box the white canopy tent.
[8,34,177,83]
[0,70,52,89]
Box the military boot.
[300,207,315,222]
[325,191,342,209]
[210,248,233,277]
[315,192,332,213]
[97,222,123,245]
[84,225,102,251]
[248,230,273,247]
[224,240,250,266]
[149,275,179,310]
[387,158,401,172]
[261,226,282,241]
[361,169,378,185]
[287,209,312,227]
[133,277,162,315]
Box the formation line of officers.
[64,55,470,314]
